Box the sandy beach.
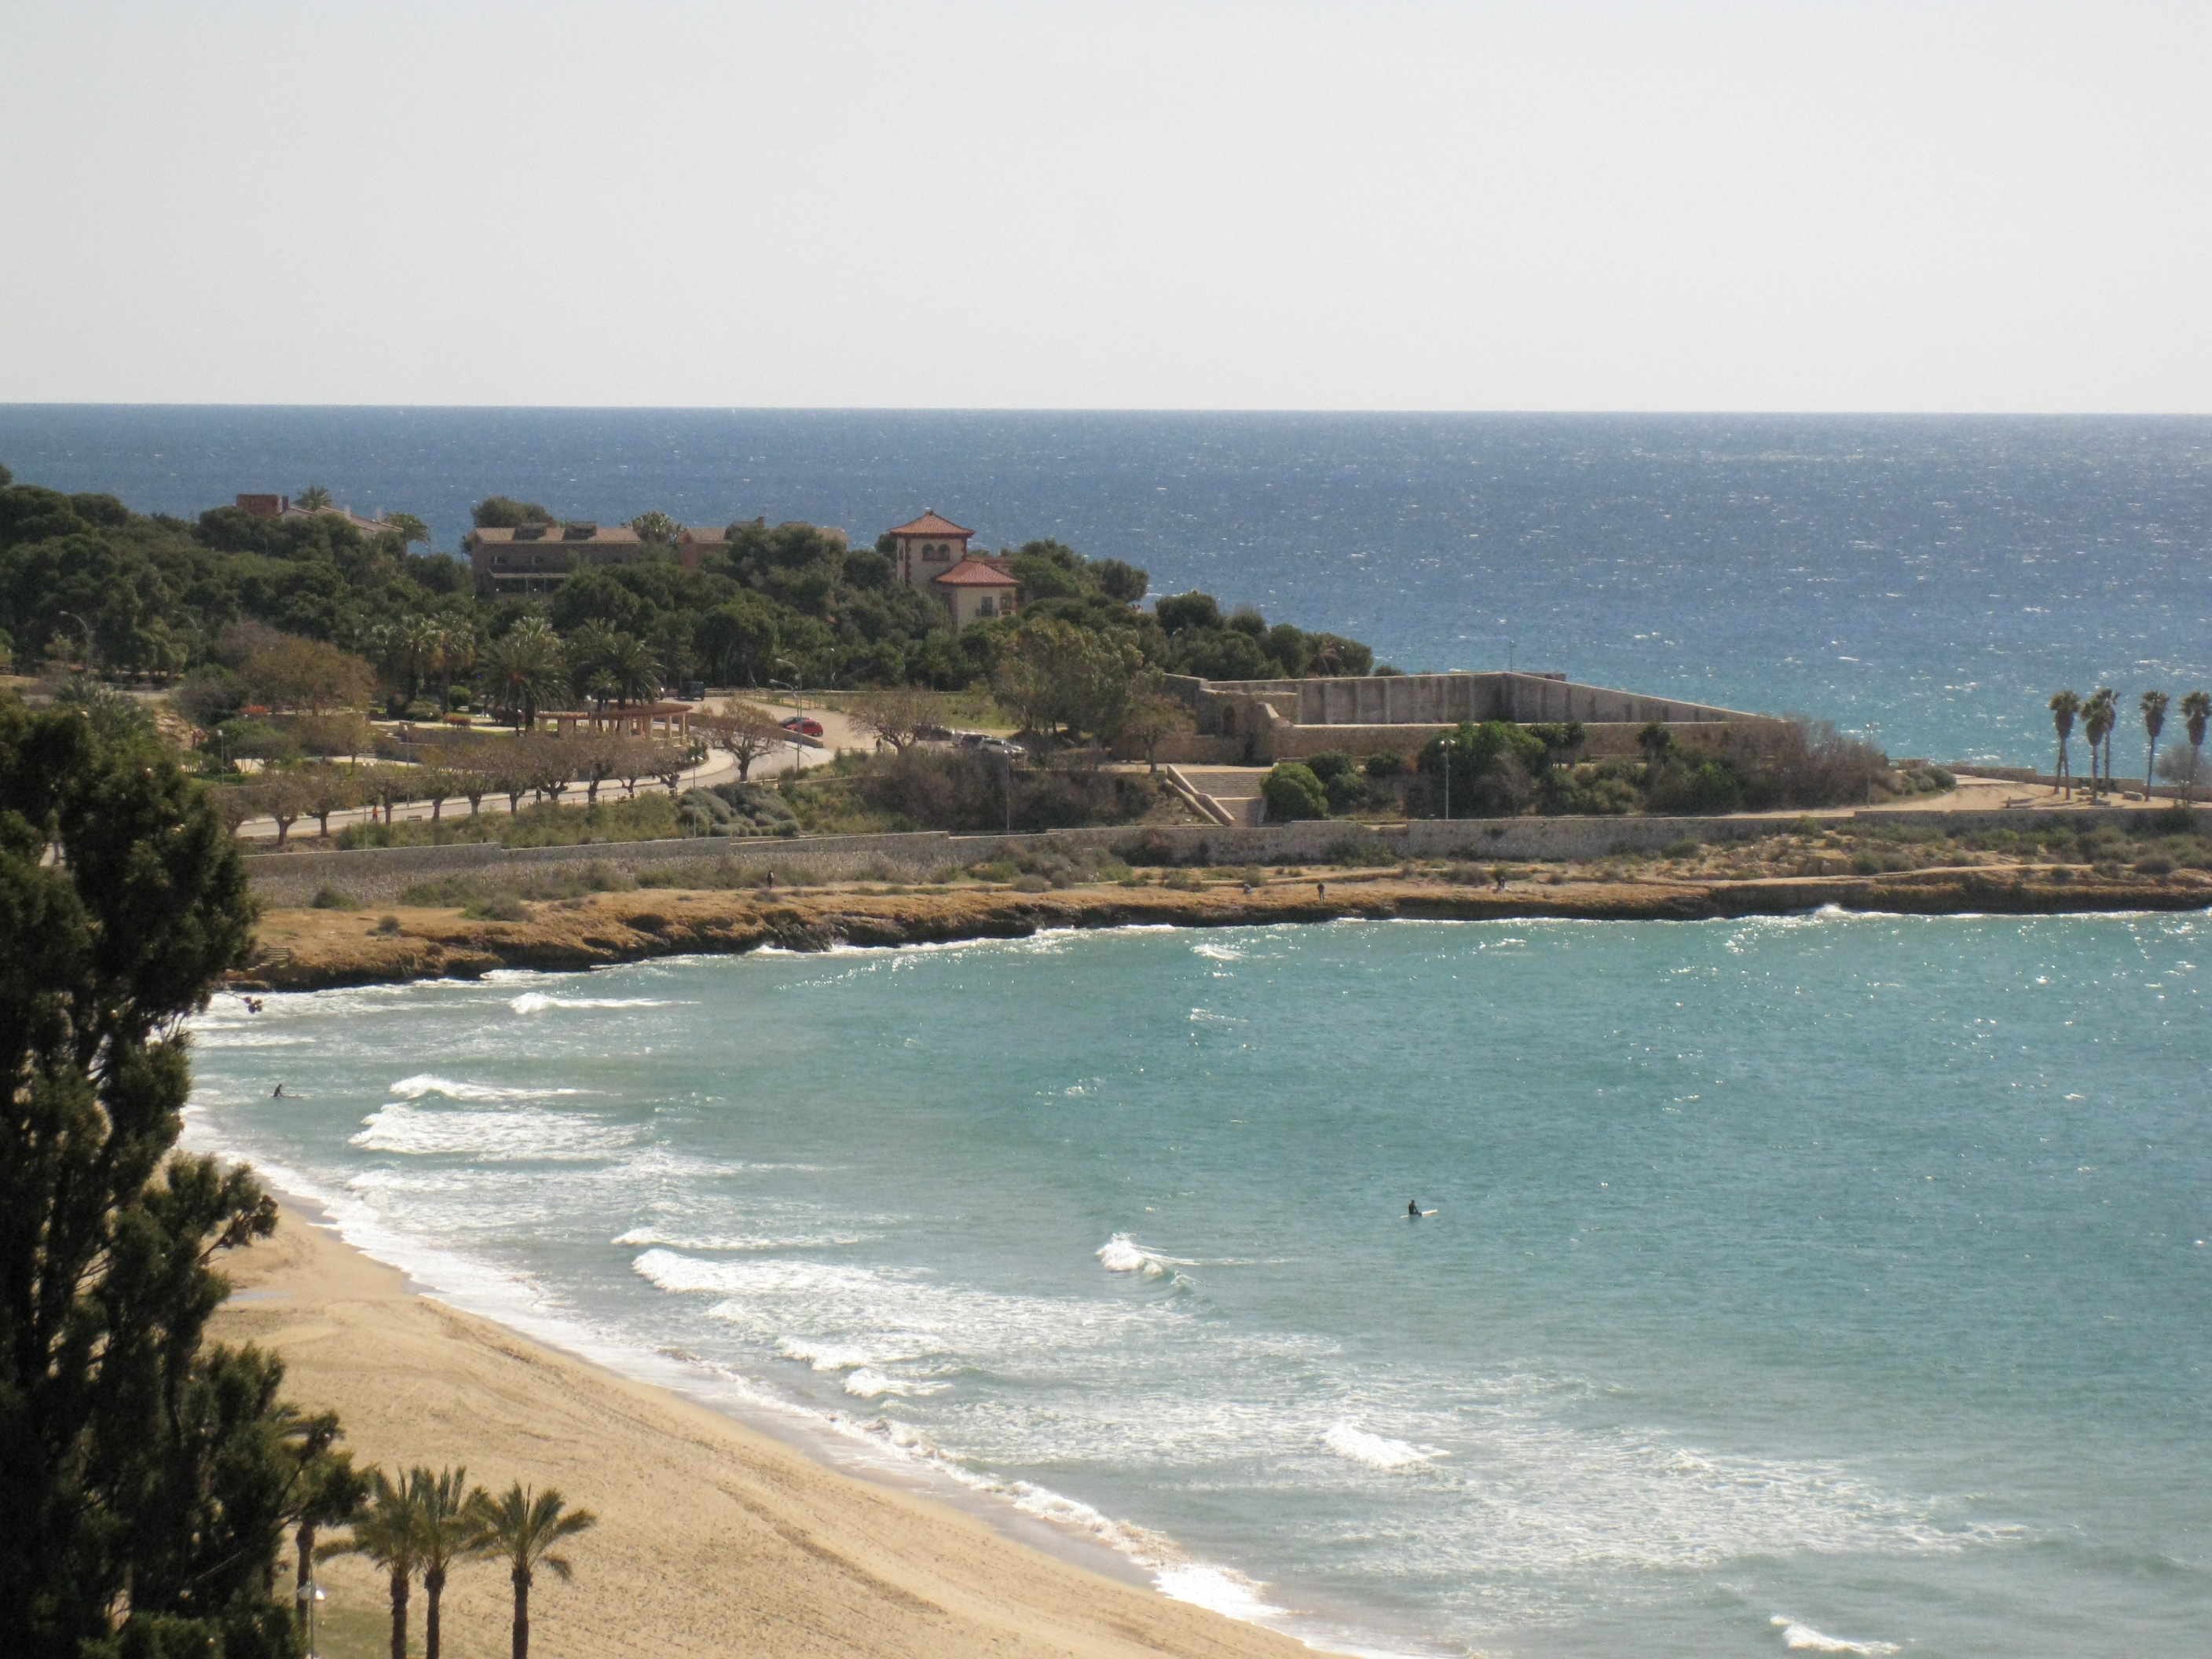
[211,1207,1317,1659]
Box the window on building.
[977,597,995,617]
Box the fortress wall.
[1260,720,1761,763]
[1174,671,1764,741]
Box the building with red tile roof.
[883,511,1020,630]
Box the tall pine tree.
[1,692,313,1658]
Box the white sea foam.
[862,1417,1284,1620]
[386,1073,584,1102]
[1097,1233,1196,1279]
[843,1368,946,1399]
[1771,1615,1901,1654]
[1192,941,1246,961]
[775,1336,884,1372]
[509,992,680,1014]
[1323,1423,1444,1470]
[613,1226,870,1251]
[353,1103,641,1159]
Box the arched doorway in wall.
[1219,705,1238,734]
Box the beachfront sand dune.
[211,1210,1313,1659]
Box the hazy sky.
[2,2,2205,411]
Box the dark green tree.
[471,496,556,529]
[0,694,302,1659]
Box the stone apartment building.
[463,522,723,595]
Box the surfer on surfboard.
[1407,1198,1437,1218]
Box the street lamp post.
[295,1577,324,1659]
[59,610,97,676]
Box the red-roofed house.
[884,510,1020,631]
[886,510,974,590]
[234,493,401,540]
[932,557,1021,629]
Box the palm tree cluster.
[330,1465,595,1659]
[477,617,669,730]
[2049,686,2212,804]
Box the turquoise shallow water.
[185,914,2211,1658]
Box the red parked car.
[781,715,825,738]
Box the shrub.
[1163,868,1204,890]
[1322,836,1397,866]
[1662,837,1701,859]
[1364,752,1405,778]
[1304,751,1357,783]
[309,884,360,910]
[373,914,401,934]
[1011,873,1052,892]
[1324,770,1367,813]
[1262,762,1328,822]
[462,894,530,921]
[2135,854,2175,876]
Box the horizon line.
[4,402,2210,419]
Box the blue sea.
[185,916,2211,1659]
[3,407,2210,764]
[7,406,2206,1654]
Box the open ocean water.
[2,407,2210,764]
[9,406,2204,1653]
[184,915,2211,1659]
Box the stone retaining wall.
[245,804,2200,906]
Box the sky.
[2,1,2207,412]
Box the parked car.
[781,715,825,738]
[974,738,1026,760]
[682,680,706,701]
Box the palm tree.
[484,621,568,731]
[296,484,335,511]
[2141,690,2170,800]
[604,631,661,708]
[273,1408,367,1632]
[438,624,478,712]
[2049,690,2080,797]
[2181,691,2211,808]
[340,1469,426,1659]
[413,1467,489,1659]
[467,1482,598,1659]
[2083,687,2117,802]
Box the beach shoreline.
[208,1199,1332,1659]
[233,865,2212,992]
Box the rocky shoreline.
[229,866,2208,992]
